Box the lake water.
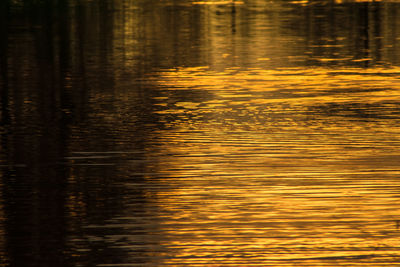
[1,0,400,266]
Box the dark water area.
[2,0,400,266]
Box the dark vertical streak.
[372,3,382,64]
[0,1,10,127]
[231,3,236,34]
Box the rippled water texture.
[1,0,400,266]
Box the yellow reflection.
[154,66,400,109]
[143,65,400,265]
[290,0,388,4]
[335,0,383,2]
[192,0,244,5]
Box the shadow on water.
[1,1,74,266]
[1,0,400,266]
[0,1,153,266]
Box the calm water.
[1,0,400,266]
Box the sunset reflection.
[2,0,400,266]
[140,65,400,265]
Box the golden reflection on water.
[134,66,400,265]
[193,0,244,5]
[4,0,400,265]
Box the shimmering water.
[1,0,400,266]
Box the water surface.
[1,0,400,266]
